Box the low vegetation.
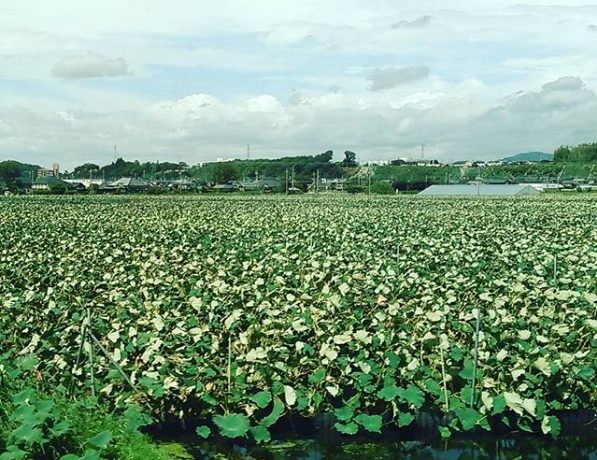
[0,356,189,459]
[0,194,595,450]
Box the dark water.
[185,436,597,459]
[151,411,597,459]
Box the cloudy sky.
[2,0,597,169]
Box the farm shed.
[418,184,541,196]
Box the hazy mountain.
[500,152,553,163]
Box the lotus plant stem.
[470,307,481,408]
[227,334,232,397]
[86,308,95,398]
[439,344,450,412]
[69,323,87,398]
[88,330,138,392]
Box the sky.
[2,1,597,169]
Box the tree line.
[554,143,597,162]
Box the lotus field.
[0,195,595,441]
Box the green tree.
[212,162,239,184]
[315,150,334,162]
[49,182,67,195]
[370,181,395,194]
[346,184,365,194]
[554,143,597,162]
[73,163,100,177]
[342,151,358,167]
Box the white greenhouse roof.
[418,184,541,196]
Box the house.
[365,160,391,166]
[210,184,238,193]
[481,177,509,185]
[452,160,473,167]
[320,178,346,191]
[578,184,597,192]
[239,177,281,192]
[527,183,562,192]
[418,184,541,196]
[32,176,67,191]
[155,179,196,191]
[104,177,148,192]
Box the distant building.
[210,184,238,192]
[578,184,597,192]
[481,177,509,185]
[160,179,196,191]
[393,158,441,167]
[37,163,60,178]
[320,178,346,191]
[452,160,473,167]
[418,184,541,196]
[239,177,280,192]
[527,183,562,192]
[32,176,67,191]
[365,160,391,166]
[63,179,105,189]
[104,177,148,192]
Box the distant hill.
[500,152,553,163]
[0,160,41,185]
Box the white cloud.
[392,15,432,29]
[541,76,584,92]
[52,53,130,79]
[368,66,429,91]
[3,76,596,169]
[2,1,597,167]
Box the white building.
[63,179,105,189]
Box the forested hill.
[500,152,553,163]
[0,160,41,185]
[65,150,349,183]
[190,150,346,183]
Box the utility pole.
[421,144,425,160]
[291,165,295,189]
[247,144,250,160]
[316,169,320,193]
[285,169,289,195]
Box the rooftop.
[418,184,541,196]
